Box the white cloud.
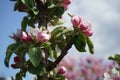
[63,0,120,59]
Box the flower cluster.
[71,15,93,37]
[5,0,95,80]
[13,27,51,43]
[58,56,117,80]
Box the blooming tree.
[4,0,94,80]
[58,56,117,80]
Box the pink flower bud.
[57,66,66,74]
[14,56,20,63]
[21,31,28,42]
[80,21,91,31]
[64,0,72,5]
[37,32,51,43]
[83,30,93,37]
[71,15,82,27]
[11,64,17,69]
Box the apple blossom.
[13,29,22,40]
[104,68,120,80]
[27,27,40,38]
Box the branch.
[47,38,74,71]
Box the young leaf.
[74,33,86,52]
[14,1,22,11]
[108,54,120,65]
[28,47,42,67]
[86,37,94,54]
[4,43,17,67]
[21,16,28,31]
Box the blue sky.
[0,0,120,80]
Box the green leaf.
[4,44,17,67]
[14,1,22,11]
[15,73,22,80]
[28,62,46,75]
[28,47,42,67]
[86,37,94,54]
[21,16,29,31]
[23,0,34,8]
[74,33,86,52]
[53,7,64,17]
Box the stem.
[35,0,48,80]
[35,0,48,28]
